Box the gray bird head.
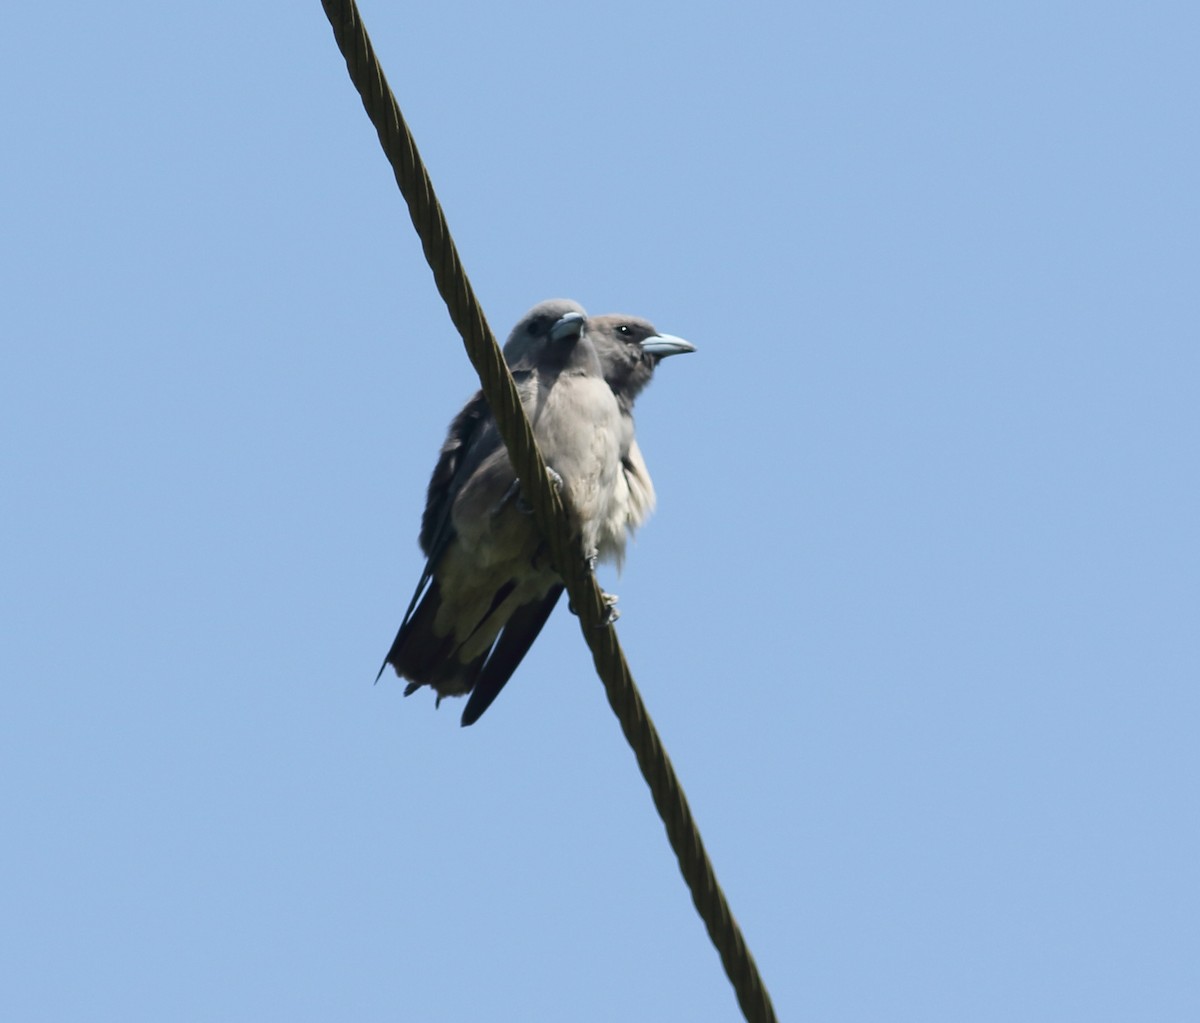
[503,299,587,372]
[585,314,696,406]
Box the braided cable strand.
[321,3,778,1020]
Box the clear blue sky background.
[3,2,1197,1020]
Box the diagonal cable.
[320,3,779,1020]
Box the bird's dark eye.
[529,315,550,336]
[616,324,633,336]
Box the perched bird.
[562,313,696,565]
[381,300,694,726]
[501,311,695,570]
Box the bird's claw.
[567,591,619,627]
[600,591,620,626]
[502,466,564,516]
[497,479,526,516]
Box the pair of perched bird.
[379,299,694,725]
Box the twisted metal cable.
[320,3,778,1020]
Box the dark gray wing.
[377,388,500,682]
[418,389,491,560]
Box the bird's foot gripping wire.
[569,590,620,626]
[599,591,620,625]
[503,466,564,516]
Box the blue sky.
[3,2,1198,1020]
